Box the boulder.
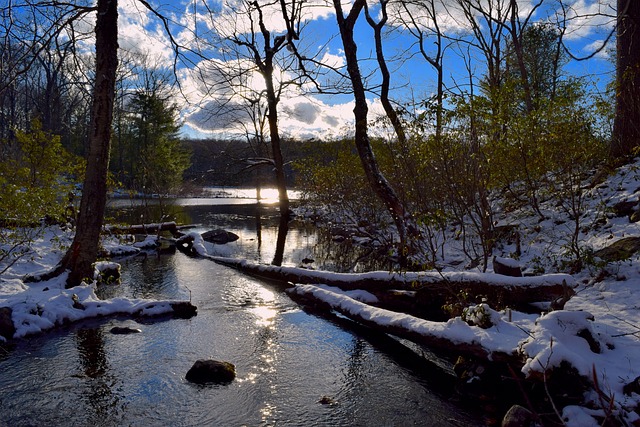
[594,236,640,262]
[0,307,16,340]
[201,229,239,244]
[612,200,638,218]
[492,256,522,277]
[170,301,198,319]
[186,360,236,385]
[501,405,536,427]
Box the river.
[0,190,482,426]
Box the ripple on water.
[1,251,481,426]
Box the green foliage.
[294,139,387,225]
[293,22,607,271]
[111,92,191,195]
[1,119,83,274]
[462,303,494,329]
[0,119,84,225]
[442,289,472,318]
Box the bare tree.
[1,1,119,287]
[394,0,446,139]
[196,0,307,219]
[332,0,418,262]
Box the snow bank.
[1,271,189,339]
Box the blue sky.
[114,0,616,140]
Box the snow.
[287,283,528,356]
[0,229,191,341]
[207,256,575,289]
[494,255,521,268]
[2,158,640,424]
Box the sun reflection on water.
[247,287,278,327]
[249,306,278,327]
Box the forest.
[2,0,640,426]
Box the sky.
[112,0,617,140]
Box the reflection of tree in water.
[75,328,122,422]
[272,212,289,266]
[0,342,14,363]
[107,201,188,226]
[343,337,369,388]
[255,206,263,255]
[312,228,392,273]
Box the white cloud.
[202,0,335,38]
[183,92,358,140]
[562,0,616,41]
[319,49,345,69]
[118,0,174,63]
[582,39,612,59]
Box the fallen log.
[104,222,194,238]
[287,284,524,365]
[208,256,574,316]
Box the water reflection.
[106,196,392,272]
[0,251,481,426]
[75,327,121,423]
[272,211,289,266]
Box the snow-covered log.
[287,284,524,365]
[104,222,194,238]
[209,257,574,314]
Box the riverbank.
[2,158,640,425]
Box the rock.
[0,307,16,340]
[201,229,239,244]
[186,360,236,384]
[594,236,640,262]
[623,375,640,396]
[501,405,536,427]
[612,200,638,218]
[318,395,337,405]
[492,256,522,277]
[110,326,142,334]
[631,209,640,223]
[95,261,121,285]
[171,301,198,319]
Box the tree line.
[1,0,639,284]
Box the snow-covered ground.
[2,159,640,425]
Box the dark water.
[0,196,481,426]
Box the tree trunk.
[61,0,118,287]
[265,80,290,214]
[612,0,640,159]
[250,0,290,248]
[333,0,415,254]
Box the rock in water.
[186,360,236,384]
[171,301,198,319]
[110,326,142,335]
[0,307,16,340]
[201,229,239,244]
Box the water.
[0,192,481,426]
